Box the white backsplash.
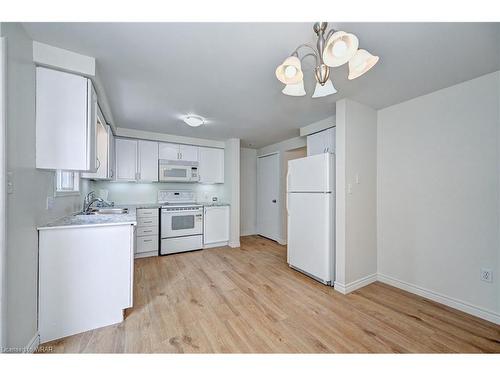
[90,181,225,205]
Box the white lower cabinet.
[203,205,230,247]
[135,208,159,258]
[38,224,134,343]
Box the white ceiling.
[23,22,500,148]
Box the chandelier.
[275,22,379,98]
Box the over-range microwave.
[158,159,199,182]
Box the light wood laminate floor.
[41,235,500,353]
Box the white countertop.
[37,206,138,230]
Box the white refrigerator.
[286,153,335,285]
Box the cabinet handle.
[143,229,152,233]
[180,152,183,160]
[144,239,152,242]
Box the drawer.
[137,216,159,227]
[137,226,158,237]
[136,235,158,254]
[137,208,159,218]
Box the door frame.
[256,152,282,243]
[0,36,6,348]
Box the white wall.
[377,71,500,322]
[224,138,240,247]
[2,23,82,350]
[0,32,6,349]
[335,99,377,293]
[240,147,257,236]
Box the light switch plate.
[46,196,55,210]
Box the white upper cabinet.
[198,147,224,184]
[81,109,114,180]
[158,142,198,162]
[137,140,158,182]
[115,138,158,182]
[115,138,138,181]
[36,67,97,171]
[307,127,336,156]
[158,142,179,161]
[179,145,199,162]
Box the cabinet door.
[158,142,179,160]
[137,140,158,182]
[108,126,115,179]
[204,206,230,245]
[179,145,199,162]
[36,67,96,171]
[81,111,109,179]
[306,131,326,156]
[325,127,336,153]
[115,138,138,181]
[199,147,224,183]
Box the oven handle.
[161,209,203,215]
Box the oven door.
[161,209,203,238]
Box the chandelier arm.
[292,44,319,66]
[325,28,336,42]
[299,53,319,66]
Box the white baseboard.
[204,241,229,249]
[134,250,158,259]
[334,273,377,294]
[228,241,240,248]
[25,332,40,353]
[377,273,500,325]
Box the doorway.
[283,147,307,243]
[256,153,280,242]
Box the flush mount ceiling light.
[183,115,205,127]
[276,22,379,98]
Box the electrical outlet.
[480,268,493,283]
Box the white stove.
[158,190,204,255]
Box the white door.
[287,192,333,283]
[199,147,224,183]
[158,142,179,160]
[257,153,280,242]
[137,140,158,182]
[179,145,199,162]
[115,138,137,181]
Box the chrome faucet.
[82,191,113,214]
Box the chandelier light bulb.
[284,65,297,78]
[332,40,348,57]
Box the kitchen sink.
[77,208,129,215]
